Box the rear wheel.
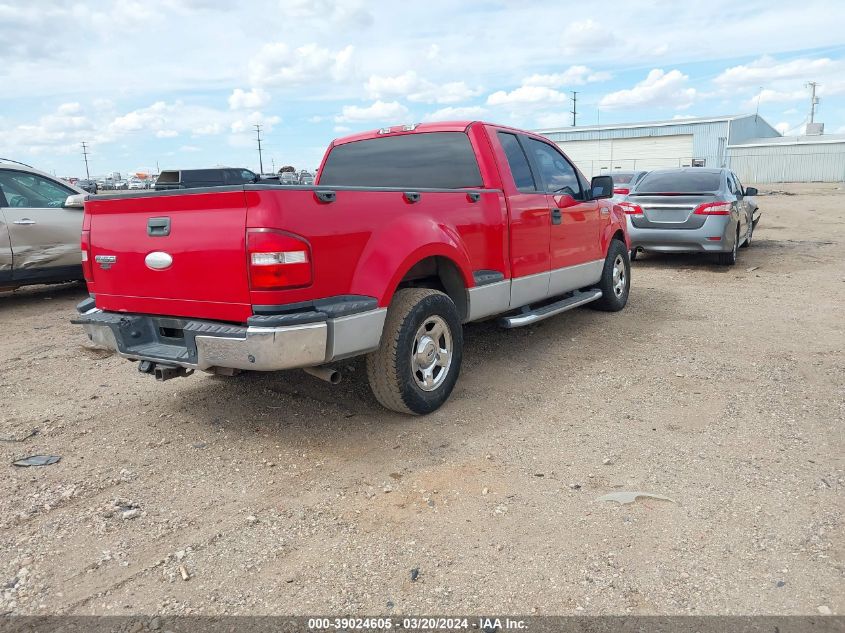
[591,239,630,312]
[716,226,739,266]
[366,288,463,415]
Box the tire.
[716,226,739,266]
[366,288,463,415]
[591,239,630,312]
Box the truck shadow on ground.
[0,281,87,311]
[173,284,678,441]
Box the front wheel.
[590,240,630,312]
[366,288,463,415]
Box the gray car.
[609,169,648,199]
[0,161,88,290]
[622,168,759,266]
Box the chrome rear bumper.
[74,307,386,372]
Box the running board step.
[499,289,603,328]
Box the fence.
[726,151,845,184]
[573,152,845,183]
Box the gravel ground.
[0,183,842,616]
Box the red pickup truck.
[73,121,630,414]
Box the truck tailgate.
[86,190,251,322]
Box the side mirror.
[745,187,758,197]
[64,193,87,209]
[590,175,614,200]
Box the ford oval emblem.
[145,251,173,270]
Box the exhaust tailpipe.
[303,366,341,385]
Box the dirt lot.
[1,183,842,616]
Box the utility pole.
[570,91,578,127]
[806,81,819,124]
[254,124,264,174]
[81,142,91,179]
[271,158,275,173]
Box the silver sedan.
[620,168,759,266]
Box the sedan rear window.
[319,132,483,189]
[636,171,721,193]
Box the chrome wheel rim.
[612,254,627,297]
[411,316,452,392]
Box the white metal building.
[726,134,845,183]
[537,114,780,178]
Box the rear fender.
[350,216,474,306]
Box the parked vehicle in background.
[73,121,630,414]
[0,161,88,289]
[76,179,98,194]
[278,172,299,185]
[608,170,648,198]
[619,168,759,266]
[154,168,259,190]
[145,178,156,189]
[128,179,145,190]
[299,173,315,185]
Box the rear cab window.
[319,132,483,189]
[636,171,722,193]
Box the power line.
[81,142,91,179]
[570,91,578,127]
[254,124,264,174]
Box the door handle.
[551,208,562,225]
[13,218,36,225]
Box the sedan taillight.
[617,202,644,215]
[247,229,312,289]
[693,201,732,216]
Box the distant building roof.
[537,114,761,134]
[728,133,845,148]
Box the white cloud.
[230,111,281,133]
[599,69,696,110]
[561,19,616,54]
[228,87,270,110]
[179,144,201,152]
[714,56,842,88]
[775,121,791,135]
[365,71,481,104]
[422,106,487,122]
[334,100,409,124]
[523,66,612,88]
[333,125,352,133]
[249,42,354,87]
[487,86,569,107]
[284,0,373,28]
[155,129,179,138]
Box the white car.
[128,180,145,190]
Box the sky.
[2,0,845,178]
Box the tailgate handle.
[551,208,562,225]
[315,190,336,204]
[147,217,171,237]
[403,191,421,204]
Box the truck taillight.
[618,202,644,215]
[247,229,312,289]
[694,201,732,216]
[613,187,630,195]
[81,230,93,282]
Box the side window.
[732,173,745,196]
[525,138,581,197]
[497,132,536,192]
[727,173,738,195]
[0,170,72,208]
